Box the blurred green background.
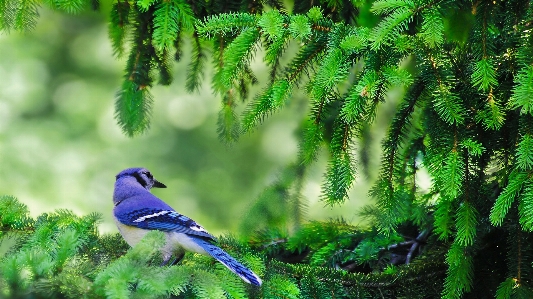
[0,6,386,236]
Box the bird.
[112,167,262,286]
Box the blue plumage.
[115,208,216,240]
[113,167,262,286]
[194,238,262,286]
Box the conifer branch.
[373,80,424,232]
[286,42,326,84]
[115,7,155,136]
[268,258,445,289]
[109,0,131,57]
[197,12,257,38]
[186,31,206,92]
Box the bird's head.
[115,167,167,190]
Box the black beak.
[153,180,167,188]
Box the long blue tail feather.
[193,238,262,286]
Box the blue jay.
[113,167,262,286]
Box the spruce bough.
[0,195,446,298]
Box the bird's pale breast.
[114,217,150,247]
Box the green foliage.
[518,180,533,231]
[108,1,131,57]
[217,100,241,143]
[0,0,39,31]
[196,13,257,38]
[240,163,306,237]
[258,10,285,41]
[443,242,473,299]
[322,151,355,205]
[440,150,465,200]
[152,0,183,53]
[434,200,453,240]
[1,197,270,299]
[115,79,154,137]
[455,202,478,247]
[44,0,87,14]
[300,118,324,165]
[517,134,533,171]
[242,80,292,132]
[217,27,261,92]
[368,0,414,50]
[471,58,498,92]
[5,0,533,298]
[490,170,528,226]
[185,33,206,92]
[461,139,485,157]
[339,27,369,53]
[419,7,444,48]
[432,86,465,125]
[495,277,517,299]
[306,7,322,22]
[136,0,156,12]
[288,14,311,40]
[1,196,450,298]
[0,198,103,298]
[262,275,300,299]
[2,0,100,31]
[311,47,350,102]
[511,65,533,115]
[286,219,356,254]
[0,195,32,234]
[475,93,505,130]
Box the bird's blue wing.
[115,208,216,241]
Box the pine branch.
[440,150,465,200]
[511,66,533,114]
[310,47,350,102]
[284,34,327,83]
[490,170,528,226]
[152,0,182,53]
[299,118,325,165]
[185,32,206,92]
[241,79,292,132]
[370,80,423,234]
[6,1,533,297]
[258,9,286,42]
[471,58,498,92]
[322,135,355,205]
[455,201,478,246]
[108,1,131,57]
[516,134,533,171]
[419,7,444,48]
[44,0,86,14]
[216,27,261,92]
[495,277,518,299]
[442,243,473,299]
[216,94,240,143]
[369,2,414,50]
[0,0,39,31]
[518,180,533,231]
[474,90,505,130]
[137,0,156,12]
[114,7,155,137]
[288,14,311,40]
[197,12,257,38]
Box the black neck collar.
[116,173,147,188]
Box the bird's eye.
[144,171,153,179]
